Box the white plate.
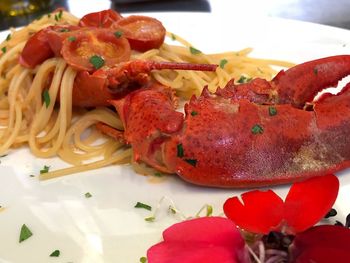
[1,12,350,263]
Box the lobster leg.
[71,60,217,107]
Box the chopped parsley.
[140,256,147,263]
[6,34,11,41]
[268,106,277,116]
[49,250,60,257]
[171,33,176,41]
[177,143,184,157]
[154,172,163,177]
[85,192,92,198]
[40,165,50,174]
[134,202,152,211]
[42,90,50,108]
[1,46,7,54]
[60,28,70,32]
[19,224,33,243]
[189,46,201,55]
[89,55,105,69]
[144,216,155,222]
[54,10,63,21]
[191,111,198,116]
[219,59,228,69]
[184,158,197,167]
[67,36,76,42]
[47,13,51,18]
[114,31,123,38]
[237,75,252,84]
[251,124,264,135]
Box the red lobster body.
[105,55,350,188]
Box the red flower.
[147,216,251,263]
[146,174,350,263]
[223,174,339,234]
[290,225,350,262]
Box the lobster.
[71,60,218,107]
[97,55,350,188]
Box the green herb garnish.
[6,34,11,41]
[89,55,105,69]
[135,202,152,211]
[237,75,252,84]
[184,159,197,167]
[60,28,70,32]
[114,31,123,38]
[171,33,176,41]
[42,89,50,108]
[85,192,92,198]
[145,216,155,222]
[206,205,213,216]
[268,106,277,116]
[67,36,76,42]
[1,46,7,54]
[47,13,51,18]
[49,250,60,257]
[191,111,198,116]
[177,143,184,157]
[19,224,33,243]
[140,256,147,263]
[219,59,228,69]
[189,46,201,55]
[251,124,264,134]
[154,172,163,177]
[40,165,50,174]
[55,10,63,22]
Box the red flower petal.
[284,174,339,233]
[223,189,284,234]
[148,241,243,263]
[289,225,350,262]
[147,217,250,263]
[163,216,244,247]
[223,174,339,234]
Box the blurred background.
[1,0,350,31]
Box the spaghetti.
[0,10,294,180]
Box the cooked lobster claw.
[100,55,350,188]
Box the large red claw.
[289,225,350,263]
[223,174,339,234]
[147,217,250,263]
